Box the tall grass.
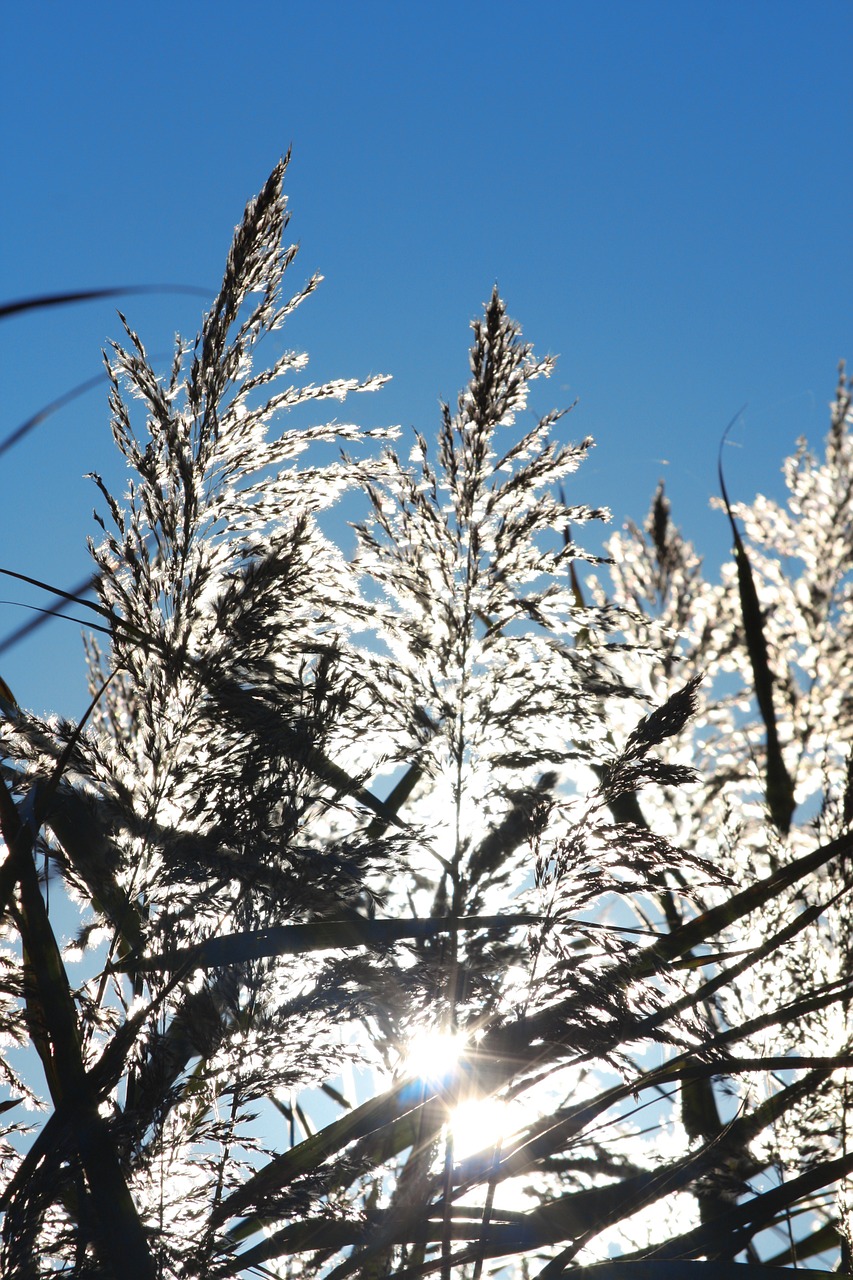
[0,157,851,1279]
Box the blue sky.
[1,1,850,717]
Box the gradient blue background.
[1,1,850,717]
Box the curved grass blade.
[1,345,190,462]
[0,283,210,322]
[0,566,113,626]
[763,1219,843,1268]
[630,1151,853,1265]
[0,566,404,824]
[0,373,105,461]
[507,825,853,1073]
[0,574,100,656]
[118,913,539,972]
[213,1076,443,1227]
[545,1263,845,1280]
[718,413,795,833]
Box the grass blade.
[718,414,795,833]
[118,913,539,972]
[0,283,210,322]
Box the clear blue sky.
[1,1,851,717]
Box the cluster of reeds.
[0,157,851,1279]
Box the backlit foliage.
[0,159,851,1279]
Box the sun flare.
[402,1029,467,1086]
[446,1095,519,1160]
[401,1028,526,1161]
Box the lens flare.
[401,1028,526,1162]
[402,1029,466,1087]
[447,1095,515,1160]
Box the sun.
[400,1027,524,1161]
[402,1029,467,1088]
